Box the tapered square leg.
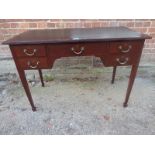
[111,66,117,84]
[38,69,44,87]
[123,64,138,107]
[18,69,36,111]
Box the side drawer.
[109,41,143,54]
[104,40,144,66]
[104,55,132,67]
[17,57,49,70]
[11,45,46,57]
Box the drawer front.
[17,58,49,70]
[104,40,144,66]
[47,43,107,58]
[109,41,141,54]
[104,55,132,66]
[12,45,46,57]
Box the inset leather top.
[3,26,151,45]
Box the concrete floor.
[0,60,155,134]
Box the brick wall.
[0,19,155,63]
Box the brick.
[83,22,92,28]
[119,22,127,27]
[134,22,143,27]
[29,23,37,28]
[0,23,3,28]
[5,29,18,35]
[3,35,13,41]
[133,28,147,33]
[126,22,134,27]
[0,19,24,22]
[18,23,29,28]
[79,19,88,22]
[6,29,26,35]
[135,19,150,22]
[55,23,65,28]
[50,19,62,22]
[148,28,155,33]
[0,29,9,35]
[73,22,84,28]
[109,21,119,26]
[65,23,75,28]
[143,22,151,27]
[0,19,6,23]
[151,21,155,27]
[62,19,80,22]
[116,19,133,22]
[47,23,56,28]
[100,22,109,27]
[1,23,10,28]
[149,33,155,38]
[25,19,48,22]
[145,39,155,43]
[80,19,97,22]
[37,22,47,28]
[0,35,4,41]
[92,22,101,27]
[99,19,113,22]
[144,43,153,48]
[74,22,83,28]
[11,23,19,28]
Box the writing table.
[3,27,151,111]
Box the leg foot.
[123,64,138,107]
[123,103,128,107]
[32,106,37,112]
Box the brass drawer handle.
[71,47,85,55]
[118,45,132,53]
[27,61,40,69]
[24,49,37,56]
[116,57,129,65]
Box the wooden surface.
[3,27,151,45]
[3,27,151,111]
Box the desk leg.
[38,69,44,87]
[123,64,138,107]
[111,66,117,84]
[18,69,36,111]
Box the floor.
[0,60,155,135]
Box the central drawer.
[47,42,108,58]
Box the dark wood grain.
[18,69,37,111]
[17,57,48,70]
[3,27,151,45]
[123,40,145,107]
[47,42,107,58]
[4,27,151,111]
[12,45,46,57]
[10,45,37,111]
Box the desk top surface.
[3,26,151,45]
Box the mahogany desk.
[3,27,151,111]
